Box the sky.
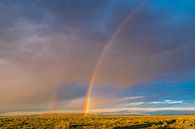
[0,0,195,114]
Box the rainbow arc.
[84,0,148,115]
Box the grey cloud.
[0,0,195,111]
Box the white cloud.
[118,96,144,101]
[150,100,183,105]
[120,100,183,107]
[122,102,145,106]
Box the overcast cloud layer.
[0,0,195,112]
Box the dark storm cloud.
[96,0,195,85]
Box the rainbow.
[84,0,148,115]
[48,89,58,111]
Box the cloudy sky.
[0,0,195,114]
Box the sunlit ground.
[1,113,195,129]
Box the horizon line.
[2,107,195,116]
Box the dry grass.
[1,114,195,129]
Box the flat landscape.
[1,114,195,129]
